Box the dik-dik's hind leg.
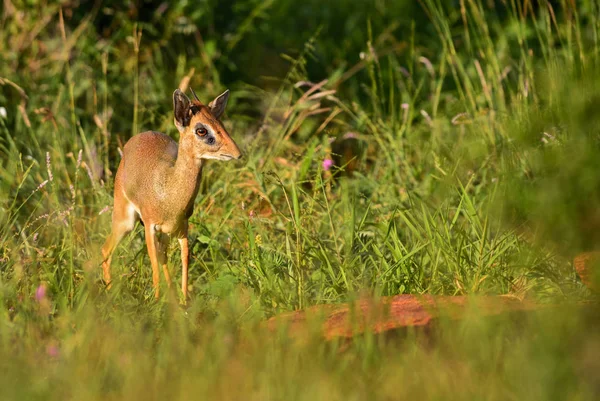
[101,193,137,288]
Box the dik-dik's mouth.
[202,153,242,161]
[220,152,243,161]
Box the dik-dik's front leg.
[144,224,163,299]
[178,222,189,302]
[144,224,173,299]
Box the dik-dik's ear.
[208,89,230,119]
[173,89,191,132]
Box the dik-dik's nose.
[229,143,242,160]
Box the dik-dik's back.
[102,88,241,300]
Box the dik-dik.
[102,89,241,300]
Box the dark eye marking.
[194,123,217,145]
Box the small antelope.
[102,88,241,300]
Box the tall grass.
[0,1,598,399]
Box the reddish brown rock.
[574,252,599,291]
[267,295,539,340]
[266,253,598,340]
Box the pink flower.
[322,159,334,171]
[46,344,59,358]
[35,284,46,302]
[98,205,111,216]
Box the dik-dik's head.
[173,89,242,161]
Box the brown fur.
[102,89,241,300]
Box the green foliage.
[502,67,600,256]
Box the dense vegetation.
[0,1,599,399]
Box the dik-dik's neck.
[169,143,204,211]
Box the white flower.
[0,107,6,119]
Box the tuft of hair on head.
[189,88,204,113]
[189,87,199,100]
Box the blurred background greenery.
[1,1,600,399]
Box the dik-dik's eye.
[196,127,207,137]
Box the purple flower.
[35,284,46,302]
[322,159,334,171]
